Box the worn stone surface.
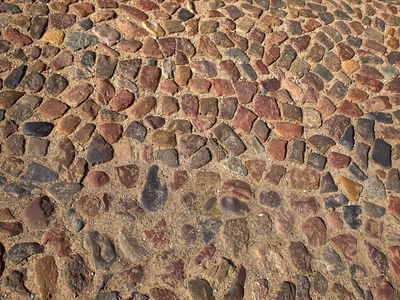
[0,0,398,298]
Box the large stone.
[65,254,92,294]
[212,123,246,156]
[21,163,59,183]
[21,196,54,230]
[7,242,44,264]
[34,256,58,300]
[86,134,114,166]
[222,218,249,257]
[119,227,147,263]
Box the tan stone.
[42,30,65,45]
[338,176,363,203]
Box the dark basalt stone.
[22,122,53,137]
[141,165,168,211]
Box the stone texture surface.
[0,0,399,298]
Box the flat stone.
[302,217,326,246]
[343,205,362,230]
[365,241,388,273]
[253,95,281,120]
[188,279,214,300]
[289,168,319,190]
[7,242,44,264]
[34,256,58,300]
[44,74,68,96]
[93,24,120,46]
[318,246,345,276]
[21,196,54,230]
[4,65,26,90]
[372,138,391,168]
[119,227,147,263]
[47,182,82,202]
[20,162,59,183]
[65,254,92,294]
[96,54,117,79]
[85,231,116,270]
[289,242,311,274]
[212,123,246,156]
[219,196,250,216]
[125,121,147,143]
[0,91,24,109]
[86,134,114,166]
[64,32,98,51]
[115,164,140,188]
[222,218,249,257]
[221,157,248,176]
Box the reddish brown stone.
[265,31,288,48]
[244,159,265,182]
[348,87,368,103]
[119,5,149,21]
[135,0,159,10]
[274,122,303,139]
[126,96,156,119]
[289,168,319,190]
[233,81,257,104]
[189,78,210,94]
[275,211,294,236]
[336,100,363,117]
[372,282,396,300]
[160,96,178,116]
[303,19,321,32]
[389,196,400,219]
[4,27,33,46]
[337,42,355,60]
[98,123,123,144]
[232,106,257,133]
[253,95,281,120]
[61,83,94,108]
[348,21,364,35]
[211,79,234,97]
[141,37,163,58]
[43,225,72,257]
[191,117,216,132]
[327,152,351,169]
[322,115,350,140]
[330,234,357,260]
[253,60,269,75]
[267,139,287,161]
[219,60,240,81]
[290,35,311,52]
[364,219,383,239]
[289,195,319,214]
[110,89,134,112]
[38,99,68,120]
[365,241,388,273]
[354,74,383,93]
[97,79,115,106]
[138,66,161,93]
[264,164,286,185]
[169,170,188,192]
[222,179,252,200]
[327,210,343,230]
[69,3,94,17]
[302,217,326,246]
[180,94,198,117]
[264,44,280,66]
[363,96,392,111]
[363,39,387,55]
[388,245,400,278]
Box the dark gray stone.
[177,8,194,21]
[141,165,168,211]
[118,59,142,79]
[7,242,44,264]
[213,123,246,156]
[4,65,26,89]
[313,272,328,295]
[343,205,362,230]
[199,218,222,243]
[125,121,147,143]
[85,231,116,270]
[339,125,354,151]
[307,152,327,171]
[86,134,114,166]
[92,292,119,300]
[78,18,93,31]
[7,95,42,122]
[23,122,53,137]
[64,32,98,51]
[319,12,334,24]
[346,35,362,48]
[47,182,82,202]
[96,54,117,78]
[348,163,368,181]
[275,281,296,300]
[276,45,297,70]
[364,202,386,218]
[154,149,179,168]
[367,112,393,124]
[219,196,250,216]
[318,246,345,276]
[314,64,333,82]
[324,194,348,208]
[20,162,59,183]
[355,118,374,143]
[372,138,391,168]
[80,51,96,68]
[3,182,38,197]
[224,48,250,63]
[0,3,22,14]
[0,109,5,121]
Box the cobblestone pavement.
[1,0,400,299]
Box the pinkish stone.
[302,217,326,246]
[87,170,110,187]
[211,79,235,97]
[266,139,287,161]
[138,66,161,93]
[232,106,257,133]
[330,234,357,260]
[110,89,134,111]
[233,81,257,104]
[4,27,33,46]
[327,152,351,169]
[289,168,320,190]
[222,179,252,200]
[274,122,303,139]
[253,95,281,120]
